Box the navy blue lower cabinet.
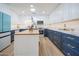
[62,33,79,56]
[62,43,79,56]
[47,30,53,41]
[47,29,55,43]
[62,33,79,44]
[65,36,79,48]
[62,44,79,56]
[50,30,55,42]
[44,29,48,37]
[62,44,75,56]
[44,29,79,56]
[52,31,62,49]
[63,36,79,49]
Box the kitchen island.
[14,30,39,56]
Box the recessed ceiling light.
[30,5,34,8]
[42,11,45,14]
[22,11,25,14]
[30,8,36,12]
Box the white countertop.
[15,30,39,35]
[45,27,79,37]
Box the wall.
[0,4,19,30]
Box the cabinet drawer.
[48,30,53,40]
[0,32,11,37]
[62,33,79,43]
[63,37,79,48]
[44,29,48,37]
[66,43,79,52]
[62,43,79,56]
[0,36,11,51]
[44,29,46,37]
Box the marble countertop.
[45,27,79,37]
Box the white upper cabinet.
[71,4,79,19]
[49,4,64,23]
[63,4,72,21]
[49,4,79,24]
[54,5,64,23]
[63,4,79,21]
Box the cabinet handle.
[67,44,75,48]
[67,53,71,56]
[66,37,74,40]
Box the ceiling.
[5,3,60,16]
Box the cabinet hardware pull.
[67,44,75,48]
[66,37,74,40]
[67,53,71,56]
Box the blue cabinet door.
[62,43,79,56]
[2,13,11,32]
[62,44,75,56]
[0,12,2,32]
[62,33,79,56]
[53,31,62,48]
[44,29,48,37]
[47,30,52,40]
